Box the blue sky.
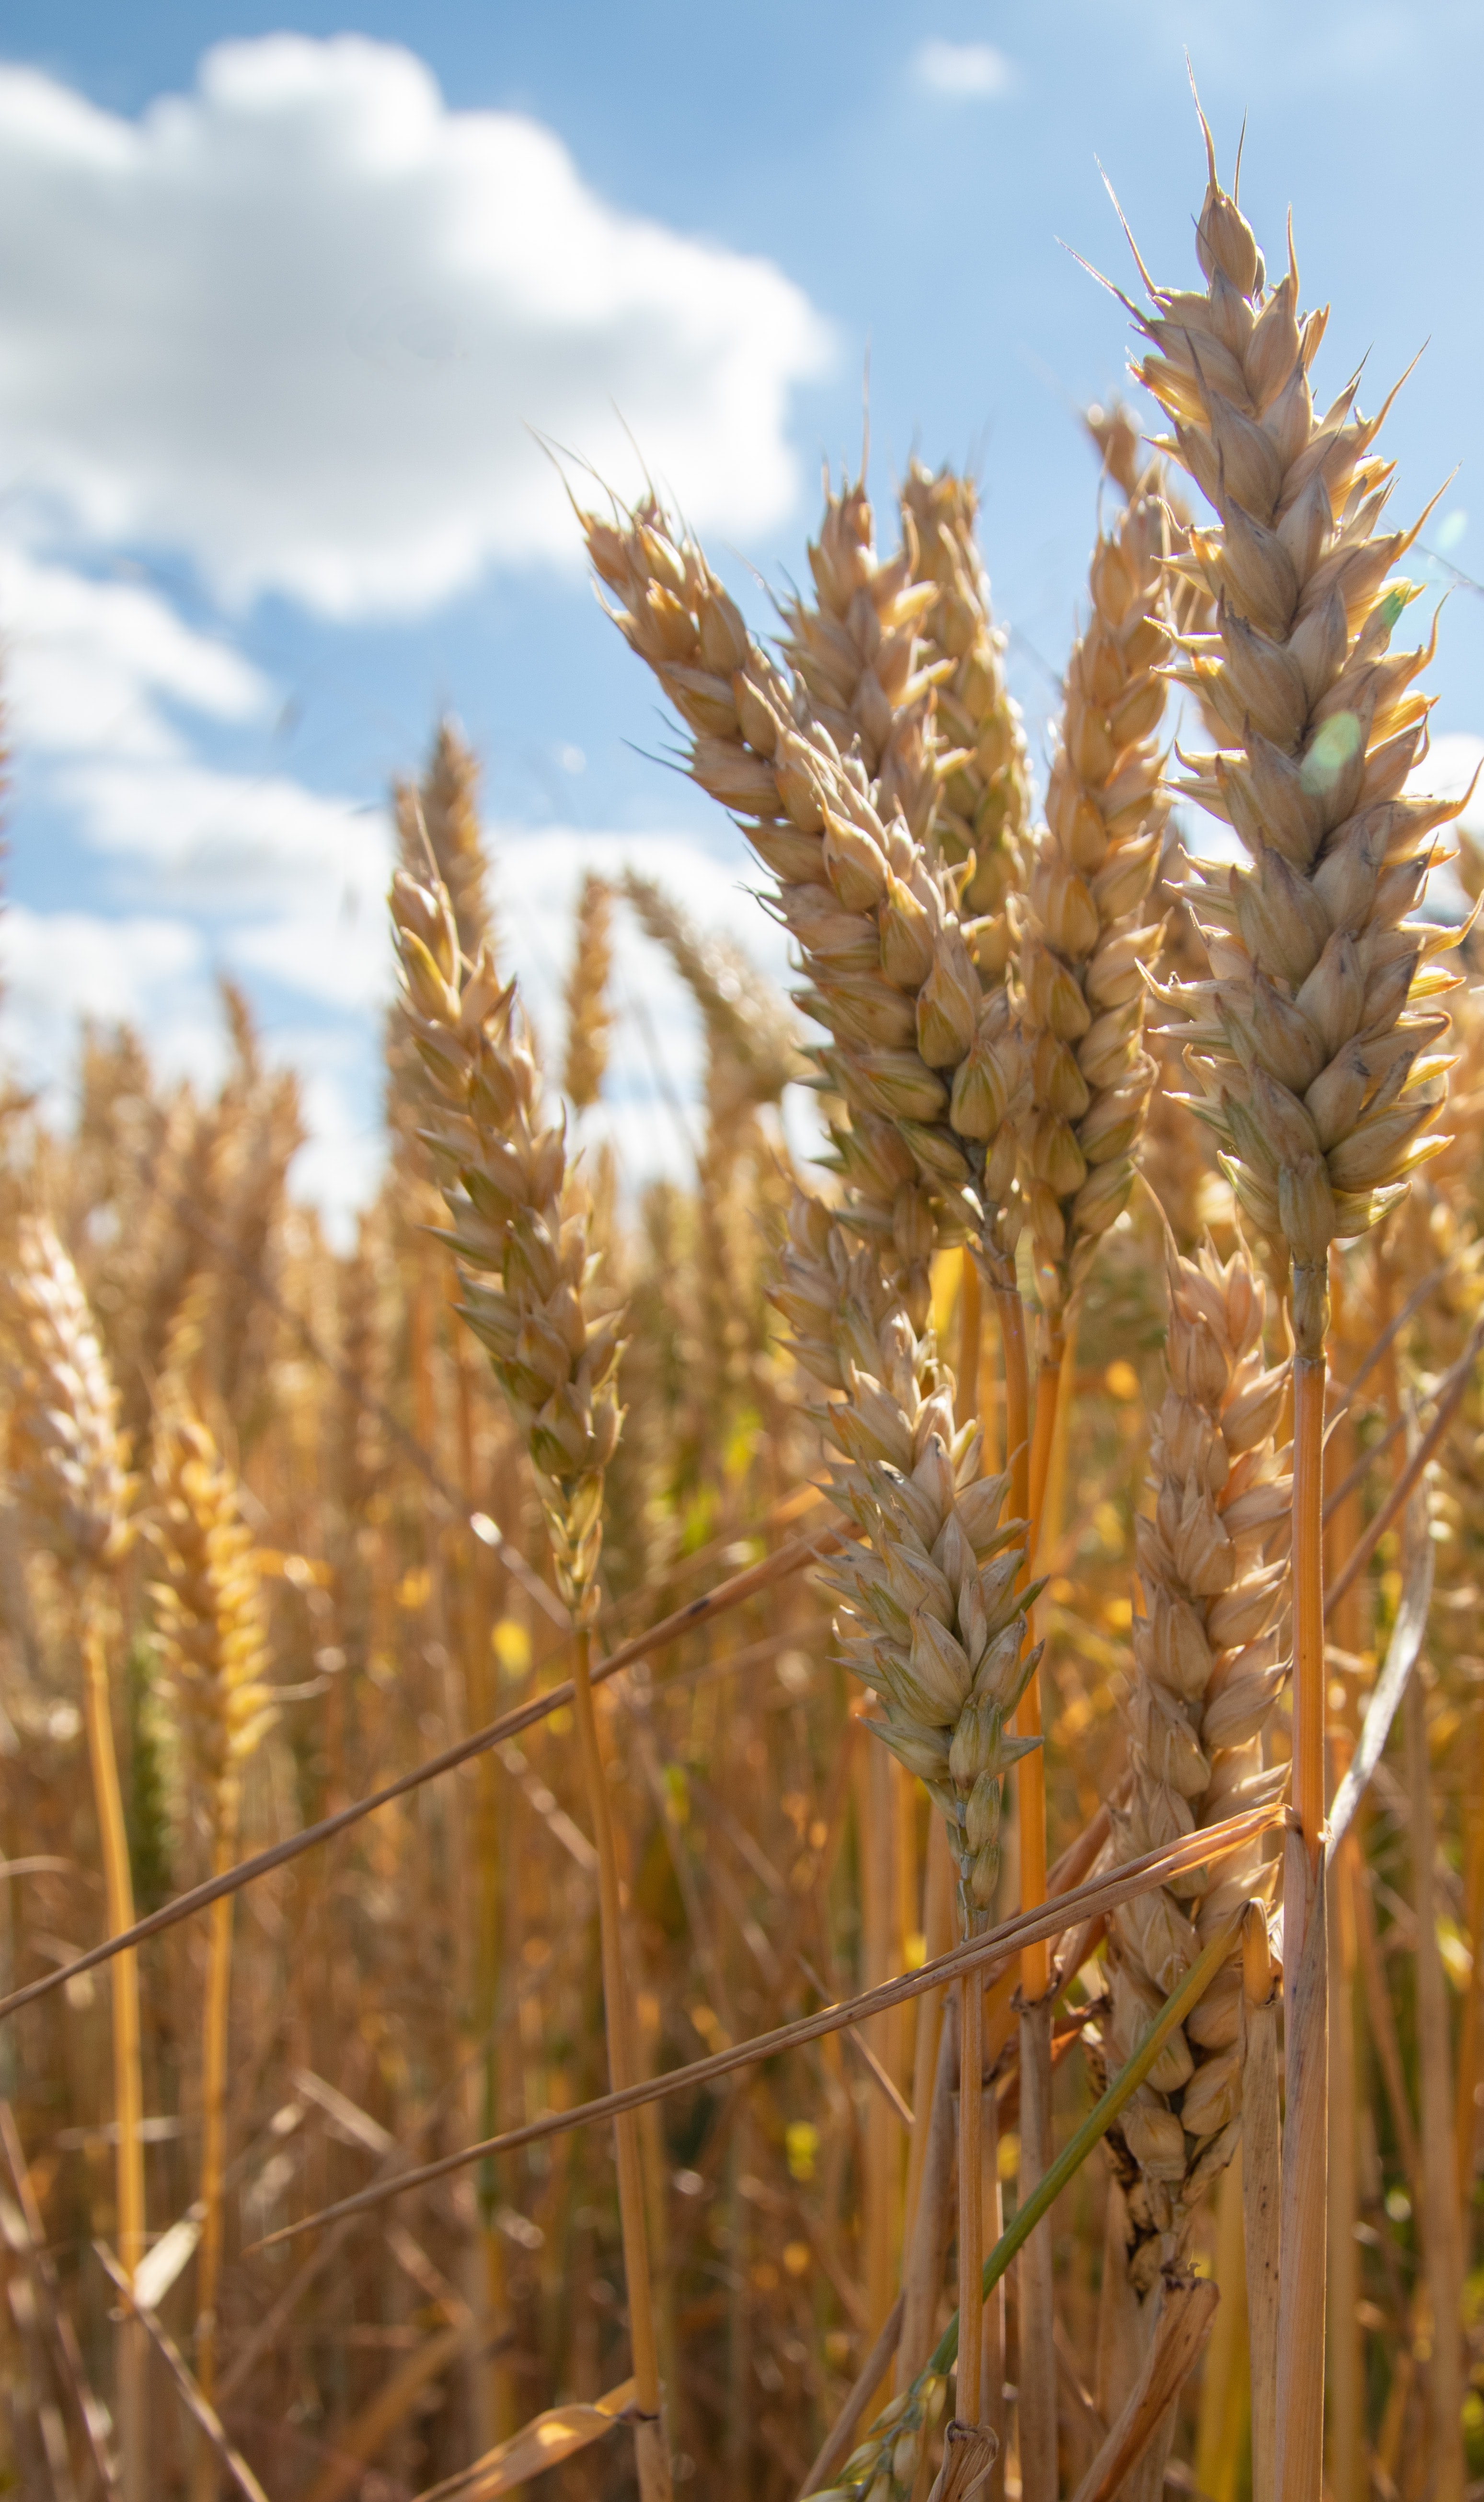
[4,1,1482,1231]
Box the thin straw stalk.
[389,867,670,2499]
[82,1591,148,2500]
[1406,1653,1466,2502]
[252,1809,1279,2253]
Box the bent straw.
[248,1807,1279,2253]
[0,1513,849,2028]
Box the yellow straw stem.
[192,1853,234,2502]
[956,1966,984,2427]
[1015,1338,1063,2002]
[956,1249,982,1433]
[82,1588,147,2502]
[1291,1353,1327,1865]
[570,1625,671,2502]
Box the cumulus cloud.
[912,39,1018,98]
[0,36,831,615]
[0,542,392,1231]
[0,547,805,1225]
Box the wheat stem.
[82,1590,147,2502]
[571,1625,670,2498]
[955,1969,984,2426]
[1292,1349,1327,1864]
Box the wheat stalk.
[1127,123,1460,2493]
[387,867,670,2501]
[148,1399,276,2487]
[3,1218,146,2502]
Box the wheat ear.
[388,869,670,2501]
[562,870,616,1112]
[4,1218,146,2502]
[1102,1239,1289,2312]
[148,1400,276,2483]
[1130,129,1460,2497]
[584,497,1024,1320]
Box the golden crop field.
[2,127,1482,2502]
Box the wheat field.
[2,126,1482,2502]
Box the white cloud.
[0,904,219,1106]
[0,544,265,762]
[912,39,1018,98]
[0,36,831,616]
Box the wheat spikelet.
[1133,130,1459,1361]
[901,459,1031,968]
[1101,1236,1289,2290]
[782,468,943,840]
[389,870,620,1615]
[585,498,1024,1322]
[1016,477,1174,1326]
[562,871,615,1112]
[395,718,494,967]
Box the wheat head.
[1136,129,1459,1358]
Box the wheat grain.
[774,1185,1035,2473]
